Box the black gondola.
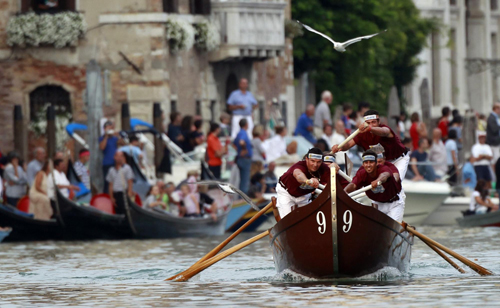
[116,196,231,238]
[0,204,64,242]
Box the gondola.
[0,204,64,242]
[55,190,133,240]
[456,211,500,228]
[111,153,230,239]
[269,168,413,278]
[51,160,133,240]
[116,195,231,239]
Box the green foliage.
[292,0,436,113]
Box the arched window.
[29,85,72,122]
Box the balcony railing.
[209,0,286,61]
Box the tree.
[292,0,436,113]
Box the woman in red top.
[206,123,228,179]
[409,112,427,151]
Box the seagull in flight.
[296,20,386,52]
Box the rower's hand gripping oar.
[333,122,368,153]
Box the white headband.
[377,153,384,159]
[363,155,376,161]
[364,115,378,121]
[323,155,335,163]
[308,153,323,160]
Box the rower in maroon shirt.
[345,150,405,222]
[370,144,401,184]
[331,109,410,180]
[276,148,331,218]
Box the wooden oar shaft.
[173,230,270,282]
[166,202,273,281]
[405,225,493,276]
[194,202,272,264]
[422,239,466,274]
[348,185,372,197]
[339,126,362,149]
[338,170,352,182]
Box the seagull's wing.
[195,181,260,211]
[296,20,337,44]
[341,30,387,48]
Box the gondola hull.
[0,204,64,242]
[118,195,230,239]
[456,211,500,228]
[270,176,413,278]
[56,190,133,240]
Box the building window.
[450,29,458,106]
[163,0,179,13]
[431,32,441,106]
[450,0,457,6]
[29,85,72,123]
[210,100,217,122]
[170,100,177,113]
[189,0,210,15]
[281,101,287,127]
[259,100,265,125]
[492,0,498,11]
[21,0,76,13]
[195,100,201,116]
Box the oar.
[166,202,273,281]
[338,170,352,182]
[348,185,373,198]
[401,222,493,276]
[171,230,270,282]
[421,238,466,274]
[337,123,367,150]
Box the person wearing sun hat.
[276,148,331,218]
[345,150,405,222]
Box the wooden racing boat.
[269,167,413,278]
[456,210,500,228]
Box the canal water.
[0,226,499,307]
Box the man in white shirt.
[313,91,333,137]
[429,128,448,178]
[262,126,298,164]
[472,131,493,187]
[48,159,79,200]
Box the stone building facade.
[406,0,500,118]
[0,0,294,159]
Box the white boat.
[423,196,500,226]
[402,180,450,225]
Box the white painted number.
[316,211,326,234]
[343,210,353,233]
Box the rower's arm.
[376,171,391,184]
[344,183,357,193]
[292,169,308,185]
[370,126,393,138]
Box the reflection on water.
[0,227,499,307]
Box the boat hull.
[0,204,64,242]
[270,178,413,278]
[56,190,132,240]
[401,180,449,225]
[118,195,231,239]
[456,210,500,228]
